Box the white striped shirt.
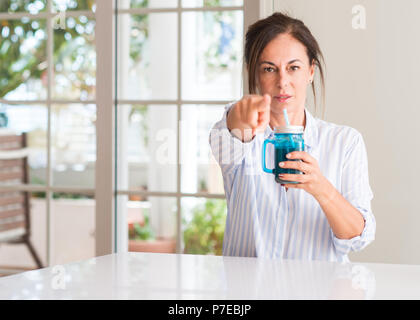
[209,103,376,263]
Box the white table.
[0,252,420,300]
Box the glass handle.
[262,140,274,174]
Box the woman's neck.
[269,108,306,130]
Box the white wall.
[263,0,420,265]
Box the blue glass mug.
[262,126,304,184]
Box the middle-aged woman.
[209,12,376,262]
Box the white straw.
[283,108,290,126]
[283,108,295,147]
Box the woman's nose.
[276,69,290,88]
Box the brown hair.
[245,12,326,117]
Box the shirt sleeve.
[208,102,258,177]
[332,130,376,256]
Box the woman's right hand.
[226,94,271,142]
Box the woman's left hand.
[278,151,333,199]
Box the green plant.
[183,199,226,255]
[0,0,147,99]
[0,0,96,99]
[129,211,155,241]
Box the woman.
[209,12,375,263]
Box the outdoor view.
[0,0,243,271]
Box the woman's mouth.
[275,95,291,103]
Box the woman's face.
[257,33,315,116]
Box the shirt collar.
[303,108,318,149]
[264,107,318,150]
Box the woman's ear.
[309,59,315,81]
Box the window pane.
[117,13,177,100]
[116,104,177,192]
[181,105,225,194]
[182,10,243,100]
[0,193,46,274]
[182,0,243,7]
[51,104,96,188]
[51,192,95,265]
[118,0,177,9]
[52,0,96,12]
[125,196,177,253]
[182,197,226,255]
[53,16,96,100]
[0,0,46,13]
[0,19,47,100]
[0,104,47,185]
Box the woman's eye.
[263,67,275,73]
[290,66,300,71]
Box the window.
[115,0,244,255]
[0,0,97,270]
[0,0,249,274]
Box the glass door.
[114,0,244,255]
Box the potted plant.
[128,210,176,253]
